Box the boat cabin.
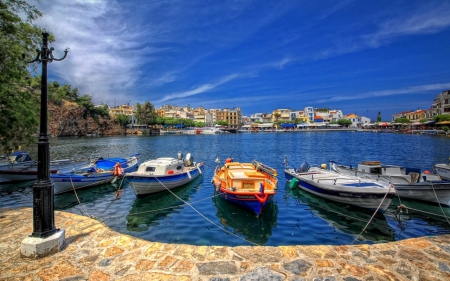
[221,162,276,192]
[137,157,185,175]
[357,161,405,176]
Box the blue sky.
[34,0,450,121]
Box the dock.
[1,207,450,280]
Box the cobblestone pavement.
[1,207,450,281]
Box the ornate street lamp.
[21,32,68,258]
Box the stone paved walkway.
[1,207,450,281]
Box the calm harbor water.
[1,131,450,246]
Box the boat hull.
[216,188,274,215]
[285,168,395,212]
[435,164,450,181]
[394,181,450,207]
[128,164,204,196]
[52,156,139,194]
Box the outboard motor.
[297,161,310,173]
[177,152,183,160]
[184,153,194,166]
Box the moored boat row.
[2,149,449,220]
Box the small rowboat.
[212,158,278,216]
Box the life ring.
[113,163,124,177]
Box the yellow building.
[109,104,135,116]
[405,110,426,122]
[216,108,242,129]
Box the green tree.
[76,94,94,111]
[91,104,109,116]
[434,114,450,123]
[0,0,46,153]
[394,118,411,123]
[377,112,382,122]
[216,120,229,126]
[337,119,352,127]
[115,114,130,127]
[134,101,157,125]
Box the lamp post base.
[20,229,65,259]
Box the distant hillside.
[48,100,124,136]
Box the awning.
[436,121,450,125]
[281,123,296,128]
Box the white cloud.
[156,74,241,103]
[314,83,450,104]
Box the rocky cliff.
[48,101,125,136]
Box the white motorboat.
[434,161,450,181]
[330,160,450,206]
[285,161,396,212]
[126,152,204,196]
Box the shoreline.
[1,207,450,280]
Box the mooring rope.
[351,184,394,244]
[127,192,220,216]
[429,181,450,225]
[69,176,92,218]
[395,183,450,226]
[154,176,259,246]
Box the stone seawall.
[1,208,450,280]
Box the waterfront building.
[109,103,140,128]
[404,109,426,122]
[304,107,314,122]
[434,90,450,115]
[271,109,291,123]
[109,103,135,116]
[216,108,242,129]
[329,110,344,122]
[193,106,207,124]
[345,113,370,128]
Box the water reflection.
[54,181,121,211]
[212,194,278,245]
[286,184,395,243]
[388,197,450,239]
[126,177,203,232]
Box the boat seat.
[409,172,420,184]
[244,171,265,178]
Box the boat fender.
[113,163,124,177]
[187,170,191,179]
[289,178,299,189]
[167,170,174,174]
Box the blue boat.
[52,154,140,194]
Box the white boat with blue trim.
[435,160,450,181]
[330,160,450,207]
[126,152,204,196]
[52,154,140,194]
[284,160,396,212]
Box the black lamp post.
[24,32,68,238]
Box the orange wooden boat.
[212,158,278,215]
